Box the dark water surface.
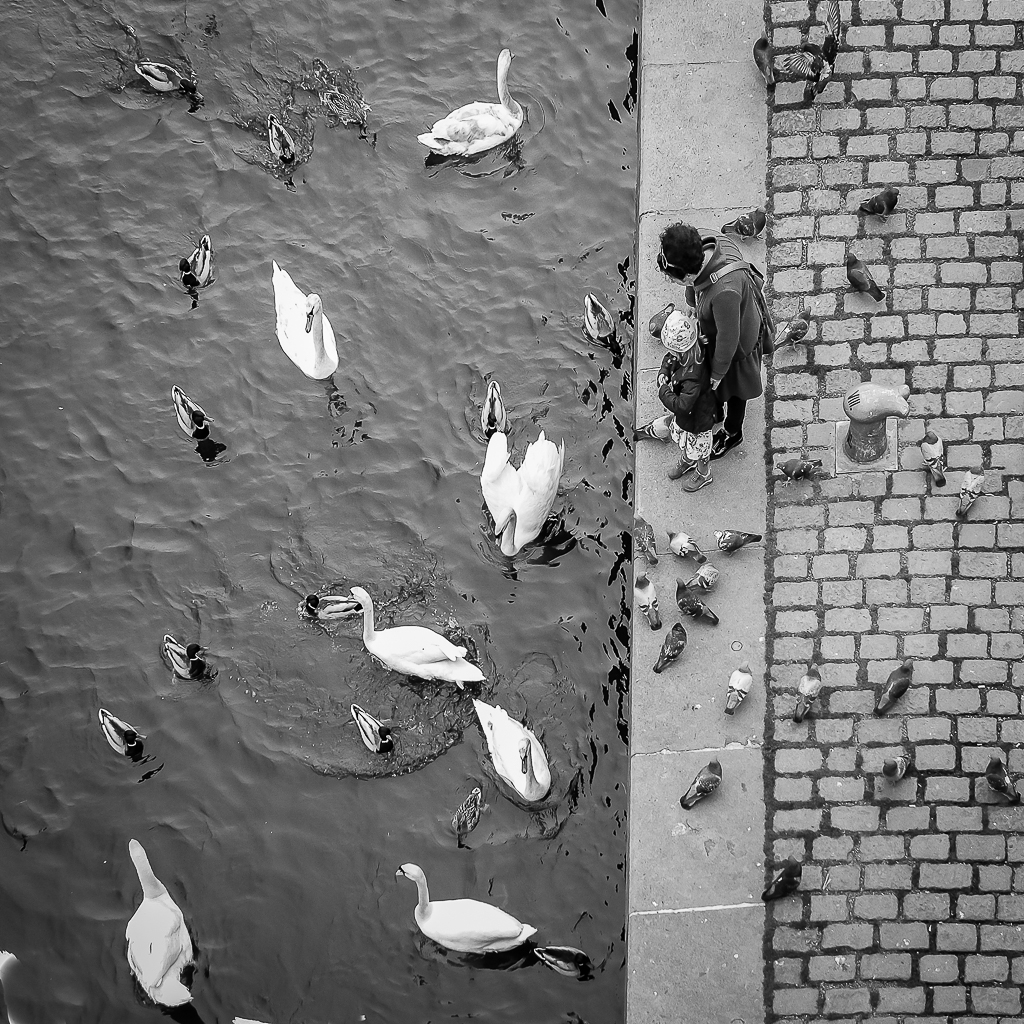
[0,0,637,1020]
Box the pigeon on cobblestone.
[675,585,720,625]
[725,662,753,715]
[882,754,912,782]
[920,431,946,487]
[793,665,822,723]
[715,529,762,553]
[680,562,719,592]
[777,457,823,482]
[762,857,802,901]
[859,186,900,217]
[722,208,767,238]
[634,413,673,442]
[653,623,687,673]
[634,517,659,565]
[648,302,675,338]
[775,310,811,349]
[846,252,885,301]
[753,37,776,88]
[875,659,913,715]
[634,574,662,631]
[667,531,707,563]
[680,759,723,809]
[957,467,984,519]
[985,755,1021,804]
[780,0,840,103]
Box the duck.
[267,115,297,163]
[534,945,594,980]
[583,293,616,343]
[125,839,194,1007]
[162,634,208,680]
[272,261,340,381]
[180,234,213,290]
[348,586,485,687]
[135,61,202,104]
[350,704,394,754]
[171,386,213,440]
[302,593,359,621]
[395,863,536,953]
[451,787,484,842]
[480,380,507,438]
[480,430,565,556]
[417,49,524,157]
[98,708,146,757]
[472,698,551,803]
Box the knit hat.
[661,309,699,354]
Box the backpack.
[705,259,777,355]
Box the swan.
[417,49,524,157]
[395,863,536,953]
[351,703,394,753]
[480,430,565,556]
[135,61,202,104]
[480,380,507,437]
[267,115,297,163]
[125,839,194,1007]
[171,386,212,440]
[98,708,145,757]
[272,261,339,380]
[472,699,551,803]
[348,587,484,688]
[162,634,208,679]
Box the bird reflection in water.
[195,437,228,464]
[323,375,346,418]
[425,134,526,179]
[414,936,594,980]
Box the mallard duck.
[98,708,146,757]
[534,945,594,980]
[417,49,524,157]
[171,386,213,440]
[350,703,394,754]
[451,787,484,841]
[480,380,507,438]
[267,115,297,163]
[125,839,194,1007]
[272,261,339,380]
[395,863,536,953]
[180,234,213,289]
[480,430,565,556]
[583,293,615,343]
[135,62,202,104]
[348,586,485,687]
[472,699,551,803]
[162,634,207,679]
[302,593,359,621]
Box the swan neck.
[359,595,376,644]
[415,873,430,915]
[497,64,515,113]
[130,843,168,900]
[310,309,326,357]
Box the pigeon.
[534,946,594,980]
[985,755,1021,804]
[846,252,885,301]
[583,293,616,343]
[648,302,675,338]
[875,659,912,715]
[715,529,762,553]
[780,0,840,103]
[775,310,811,349]
[882,754,912,782]
[451,787,485,844]
[859,186,900,217]
[634,413,673,442]
[675,586,720,625]
[667,531,707,563]
[957,467,984,519]
[725,662,753,715]
[777,457,823,482]
[681,562,719,592]
[634,574,662,631]
[680,759,723,809]
[753,36,776,88]
[721,208,767,238]
[635,517,659,564]
[653,623,687,673]
[762,858,802,901]
[793,665,822,723]
[920,431,946,487]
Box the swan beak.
[395,866,406,879]
[305,310,315,333]
[520,747,530,775]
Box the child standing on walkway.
[656,308,716,492]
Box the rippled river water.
[0,0,637,1020]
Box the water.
[0,0,637,1020]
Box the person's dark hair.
[659,223,704,276]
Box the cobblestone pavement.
[763,0,1023,1019]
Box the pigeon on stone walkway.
[753,37,776,88]
[635,516,659,564]
[846,252,885,301]
[648,302,675,339]
[762,857,802,901]
[634,414,673,442]
[875,659,913,715]
[859,186,900,217]
[634,574,662,631]
[715,529,762,553]
[722,208,766,238]
[675,585,720,625]
[920,431,946,487]
[775,310,811,349]
[725,662,753,715]
[668,531,707,563]
[985,755,1020,804]
[680,759,723,809]
[957,466,984,519]
[883,754,912,782]
[653,623,687,673]
[793,665,822,723]
[680,562,719,592]
[780,0,840,104]
[777,457,823,482]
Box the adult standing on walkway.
[657,223,772,460]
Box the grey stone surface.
[642,0,767,67]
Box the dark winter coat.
[657,347,717,434]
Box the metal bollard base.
[834,419,901,474]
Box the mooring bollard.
[842,383,911,464]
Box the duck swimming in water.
[350,704,394,754]
[162,634,208,679]
[480,380,507,438]
[302,593,360,621]
[98,708,146,757]
[451,787,485,844]
[179,234,213,291]
[171,386,213,440]
[268,114,298,163]
[583,293,616,343]
[135,61,203,106]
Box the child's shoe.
[668,458,696,480]
[683,465,713,492]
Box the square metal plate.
[834,418,901,474]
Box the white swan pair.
[272,261,339,380]
[481,430,565,556]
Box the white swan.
[396,863,536,953]
[125,839,194,1007]
[480,430,565,556]
[272,261,339,380]
[349,586,484,688]
[417,49,524,157]
[472,699,551,802]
